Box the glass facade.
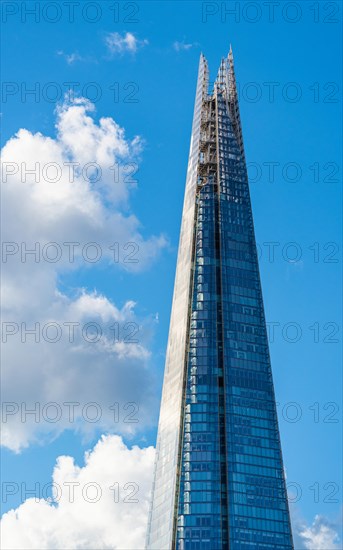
[146,51,293,550]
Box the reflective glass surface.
[146,54,293,550]
[146,55,209,550]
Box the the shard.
[146,49,294,550]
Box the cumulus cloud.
[293,514,342,549]
[105,32,148,55]
[1,96,164,250]
[1,290,158,452]
[0,435,155,549]
[1,97,166,451]
[290,501,342,550]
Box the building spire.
[215,57,227,92]
[199,52,209,97]
[227,45,236,99]
[227,45,245,158]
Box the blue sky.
[1,2,342,548]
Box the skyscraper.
[146,49,293,550]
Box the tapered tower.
[146,50,293,550]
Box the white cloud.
[1,97,166,451]
[1,290,159,452]
[105,32,148,55]
[56,50,88,65]
[290,503,342,550]
[173,41,196,52]
[294,514,341,549]
[0,435,155,549]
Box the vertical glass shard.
[146,51,294,550]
